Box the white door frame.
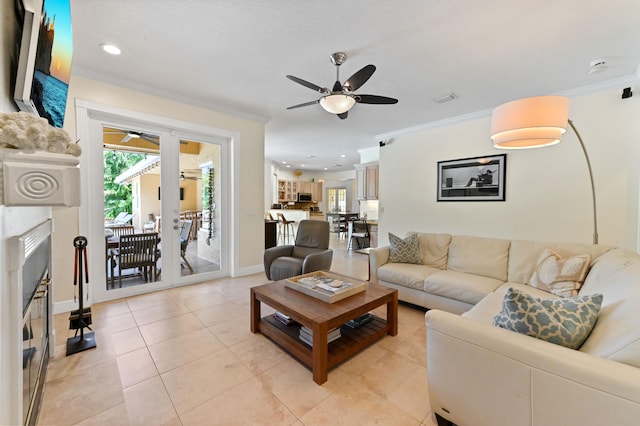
[75,99,238,303]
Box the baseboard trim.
[234,264,264,277]
[54,299,78,315]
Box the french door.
[78,104,229,303]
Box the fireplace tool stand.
[66,236,96,355]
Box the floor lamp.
[490,95,599,244]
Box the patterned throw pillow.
[529,248,591,297]
[492,287,603,349]
[388,233,423,264]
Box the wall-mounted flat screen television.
[13,0,73,129]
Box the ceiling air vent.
[433,93,458,104]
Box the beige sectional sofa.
[369,233,640,426]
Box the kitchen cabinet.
[355,162,379,200]
[278,179,298,202]
[312,182,323,202]
[368,223,378,248]
[278,179,323,202]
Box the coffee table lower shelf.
[259,314,389,375]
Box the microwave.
[297,192,312,202]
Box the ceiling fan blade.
[141,135,159,145]
[286,75,327,93]
[356,94,398,105]
[343,65,376,92]
[337,111,348,120]
[121,134,132,143]
[286,100,319,110]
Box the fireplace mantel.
[0,149,80,206]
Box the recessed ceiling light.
[340,154,346,158]
[324,167,328,170]
[300,164,305,167]
[281,161,287,164]
[100,43,121,55]
[286,165,290,168]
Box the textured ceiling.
[70,0,640,172]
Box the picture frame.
[437,154,506,201]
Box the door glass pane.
[103,126,161,290]
[326,187,346,212]
[178,140,221,276]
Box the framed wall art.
[437,154,506,201]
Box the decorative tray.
[285,271,366,303]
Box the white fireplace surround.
[1,219,54,425]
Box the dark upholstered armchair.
[263,220,333,281]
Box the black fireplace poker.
[66,236,97,356]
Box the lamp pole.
[568,120,598,244]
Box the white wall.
[379,87,640,250]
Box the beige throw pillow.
[388,233,422,264]
[529,248,591,297]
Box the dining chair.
[110,225,134,237]
[180,220,194,273]
[348,219,370,251]
[109,232,159,288]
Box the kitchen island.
[268,209,308,243]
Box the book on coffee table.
[299,325,341,346]
[285,271,366,303]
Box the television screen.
[14,0,73,129]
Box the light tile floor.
[38,234,437,425]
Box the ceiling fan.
[103,128,160,144]
[180,170,201,181]
[286,52,398,120]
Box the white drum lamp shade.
[491,96,570,149]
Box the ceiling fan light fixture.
[319,94,356,114]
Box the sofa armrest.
[369,246,390,284]
[263,245,294,280]
[301,249,333,275]
[426,310,640,426]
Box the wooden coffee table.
[250,275,398,384]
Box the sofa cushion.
[492,287,603,350]
[507,240,611,284]
[529,248,591,297]
[378,263,440,290]
[409,232,452,269]
[448,235,510,281]
[577,249,640,367]
[424,270,503,305]
[388,233,422,264]
[462,283,561,323]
